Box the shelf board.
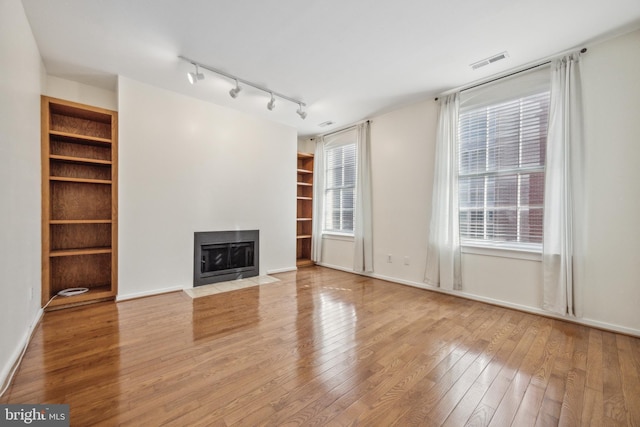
[297,168,313,174]
[50,219,112,225]
[297,182,313,186]
[49,101,113,124]
[46,285,114,310]
[297,218,312,221]
[297,152,314,159]
[50,130,111,145]
[297,196,312,201]
[50,154,112,166]
[50,176,112,185]
[50,247,112,257]
[296,235,312,239]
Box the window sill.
[322,232,354,242]
[461,242,542,261]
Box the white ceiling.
[21,0,640,136]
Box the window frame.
[457,70,551,253]
[322,135,357,236]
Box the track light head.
[296,103,307,120]
[229,80,242,98]
[267,93,276,111]
[187,64,204,84]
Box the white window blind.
[458,78,550,249]
[324,139,357,234]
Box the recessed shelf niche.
[296,152,314,267]
[41,96,118,309]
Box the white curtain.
[543,52,584,316]
[311,136,325,262]
[354,121,373,273]
[425,94,462,290]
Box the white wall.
[118,77,297,299]
[319,100,437,278]
[580,29,640,331]
[369,101,436,283]
[321,28,640,334]
[0,0,45,388]
[45,75,118,111]
[297,138,314,154]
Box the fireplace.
[194,230,259,287]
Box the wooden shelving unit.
[41,96,118,310]
[297,152,314,267]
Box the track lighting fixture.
[229,79,242,98]
[267,93,276,111]
[187,64,204,84]
[296,103,307,120]
[179,55,307,120]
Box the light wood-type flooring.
[2,266,640,426]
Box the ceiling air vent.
[470,51,509,70]
[318,120,334,128]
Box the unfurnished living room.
[1,0,640,425]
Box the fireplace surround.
[194,230,259,287]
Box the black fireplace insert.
[194,230,259,286]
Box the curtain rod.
[317,119,370,139]
[435,47,587,101]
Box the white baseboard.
[116,286,185,302]
[315,262,354,273]
[317,264,640,338]
[266,266,298,274]
[0,307,43,397]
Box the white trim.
[409,281,640,337]
[116,286,184,302]
[316,261,354,273]
[322,233,354,242]
[266,266,298,274]
[0,308,44,397]
[461,243,542,261]
[317,264,640,338]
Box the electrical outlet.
[404,256,410,266]
[387,254,392,263]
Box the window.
[458,86,550,250]
[324,141,357,234]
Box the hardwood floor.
[3,266,639,426]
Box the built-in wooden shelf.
[297,152,314,267]
[50,154,112,166]
[46,285,113,310]
[50,247,112,257]
[49,130,111,145]
[42,96,118,310]
[50,176,112,185]
[49,219,112,225]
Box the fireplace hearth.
[194,230,259,287]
